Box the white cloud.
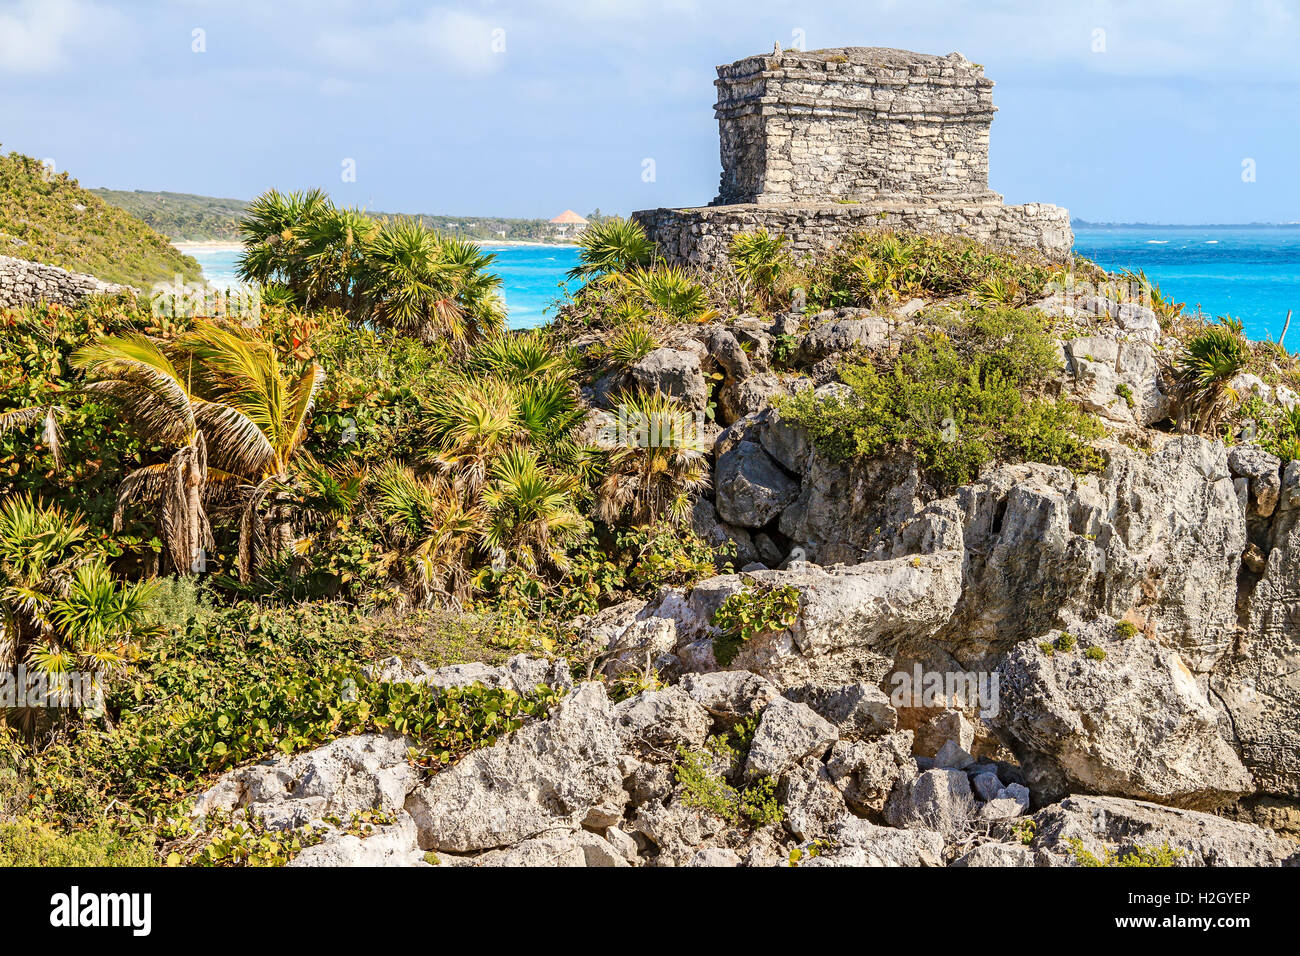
[0,0,118,73]
[314,6,505,76]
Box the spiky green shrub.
[1172,322,1249,434]
[567,217,655,282]
[729,228,792,311]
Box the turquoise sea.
[184,226,1300,340]
[182,243,583,329]
[1072,225,1300,342]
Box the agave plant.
[596,390,710,527]
[729,229,791,310]
[567,217,656,283]
[1171,323,1250,434]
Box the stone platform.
[633,198,1074,270]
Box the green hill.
[0,149,201,289]
[92,184,583,244]
[91,188,249,242]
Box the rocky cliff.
[188,282,1300,867]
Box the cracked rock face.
[191,733,419,831]
[1028,795,1294,867]
[404,682,626,852]
[1212,487,1300,797]
[995,627,1253,810]
[876,436,1246,673]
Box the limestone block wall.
[634,200,1075,269]
[714,48,996,205]
[0,255,130,308]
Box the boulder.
[995,628,1253,809]
[288,813,427,868]
[779,756,849,842]
[1029,795,1293,867]
[405,683,626,852]
[192,733,418,831]
[678,670,780,724]
[629,347,708,411]
[825,732,917,815]
[612,688,712,760]
[714,440,799,528]
[783,681,897,739]
[798,313,890,365]
[951,843,1036,867]
[876,437,1246,672]
[884,768,975,835]
[799,816,945,867]
[744,697,838,780]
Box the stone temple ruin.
[634,47,1072,267]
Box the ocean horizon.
[181,224,1300,340]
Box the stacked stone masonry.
[635,46,1073,264]
[0,255,130,309]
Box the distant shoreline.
[172,239,577,254]
[1073,221,1300,229]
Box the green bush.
[711,583,801,665]
[778,308,1103,487]
[1069,838,1185,867]
[0,817,155,866]
[799,230,1064,310]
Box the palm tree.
[567,217,656,283]
[297,204,377,312]
[73,322,326,580]
[72,333,217,575]
[596,389,710,527]
[236,188,332,304]
[0,495,156,723]
[480,446,582,574]
[0,405,65,469]
[359,218,476,346]
[438,235,507,339]
[369,462,483,604]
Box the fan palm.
[236,188,332,304]
[480,447,582,574]
[360,218,478,346]
[369,462,484,603]
[0,495,156,721]
[567,217,656,283]
[297,204,378,312]
[596,390,710,526]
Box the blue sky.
[3,0,1299,223]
